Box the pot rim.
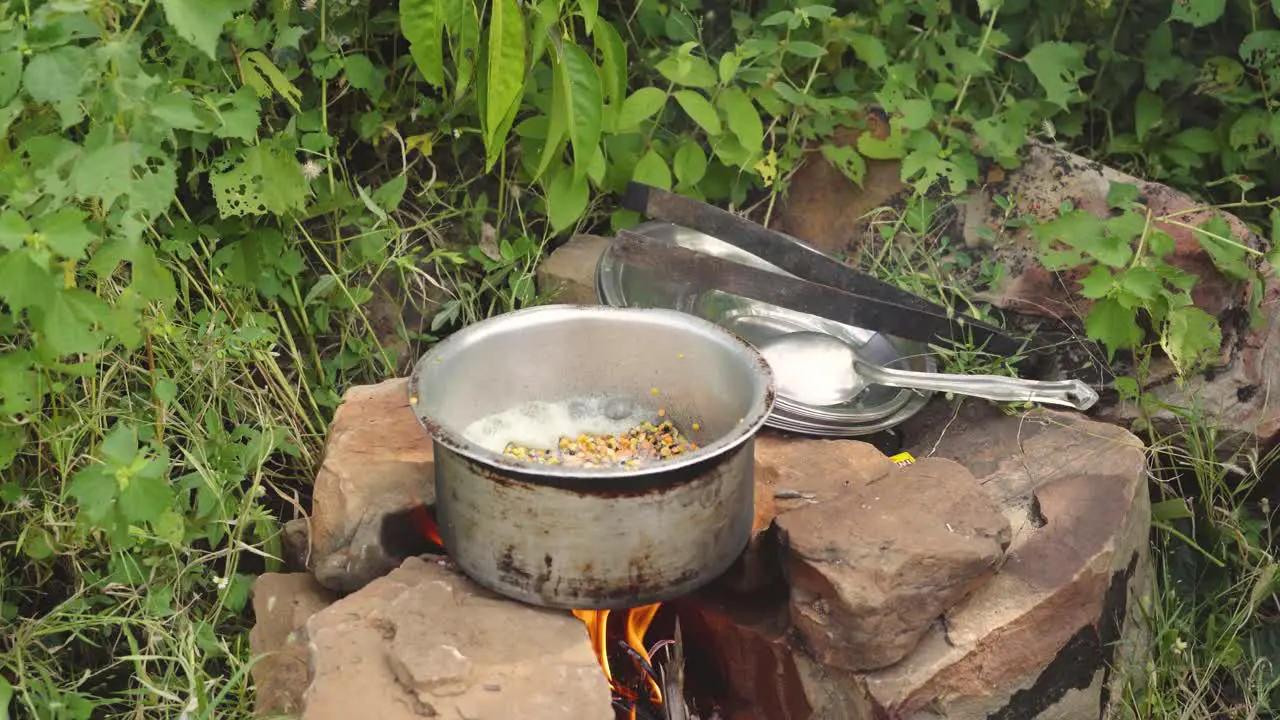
[408,304,776,481]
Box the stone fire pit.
[250,370,1150,719]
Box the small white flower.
[301,160,323,181]
[1172,637,1188,654]
[452,128,461,138]
[14,494,34,511]
[214,575,229,590]
[301,0,317,10]
[254,485,266,497]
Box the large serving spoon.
[759,331,1099,411]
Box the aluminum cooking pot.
[409,305,775,610]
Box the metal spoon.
[759,331,1099,411]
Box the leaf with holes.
[1023,42,1090,108]
[1169,0,1226,28]
[209,142,308,218]
[443,0,479,96]
[819,144,866,185]
[1162,306,1222,374]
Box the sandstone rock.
[249,573,336,716]
[719,434,900,594]
[301,556,613,720]
[309,378,437,593]
[778,457,1011,671]
[536,234,611,305]
[773,124,907,259]
[864,403,1153,718]
[681,406,1150,719]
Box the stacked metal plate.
[595,222,936,437]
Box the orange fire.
[408,502,443,547]
[572,604,664,716]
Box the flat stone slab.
[301,556,613,719]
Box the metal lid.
[594,222,935,435]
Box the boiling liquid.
[462,394,655,454]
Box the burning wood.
[572,603,694,720]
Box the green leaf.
[616,88,667,131]
[0,211,31,251]
[1106,182,1141,208]
[0,250,55,312]
[37,209,95,260]
[857,123,908,159]
[68,469,118,525]
[1134,91,1162,143]
[673,141,708,187]
[674,90,722,136]
[1118,266,1163,301]
[72,142,138,213]
[545,168,589,233]
[0,50,20,105]
[1169,0,1226,27]
[1162,306,1222,374]
[1023,41,1090,108]
[120,463,174,525]
[1077,265,1114,299]
[594,20,628,110]
[718,88,763,154]
[443,0,480,96]
[1170,127,1218,153]
[1240,30,1280,69]
[402,0,445,86]
[558,42,603,181]
[22,45,90,128]
[577,0,598,33]
[1195,216,1252,281]
[1037,210,1132,268]
[718,52,742,85]
[343,54,387,100]
[849,33,887,69]
[157,0,253,59]
[896,99,934,131]
[151,91,213,132]
[786,41,827,59]
[632,150,672,190]
[482,0,527,167]
[655,53,717,88]
[209,142,309,218]
[977,0,1004,16]
[820,143,866,185]
[1085,297,1144,359]
[38,288,108,356]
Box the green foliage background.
[2,0,1280,717]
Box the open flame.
[408,501,443,547]
[572,604,666,717]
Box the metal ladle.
[759,331,1099,411]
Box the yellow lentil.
[502,419,699,469]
